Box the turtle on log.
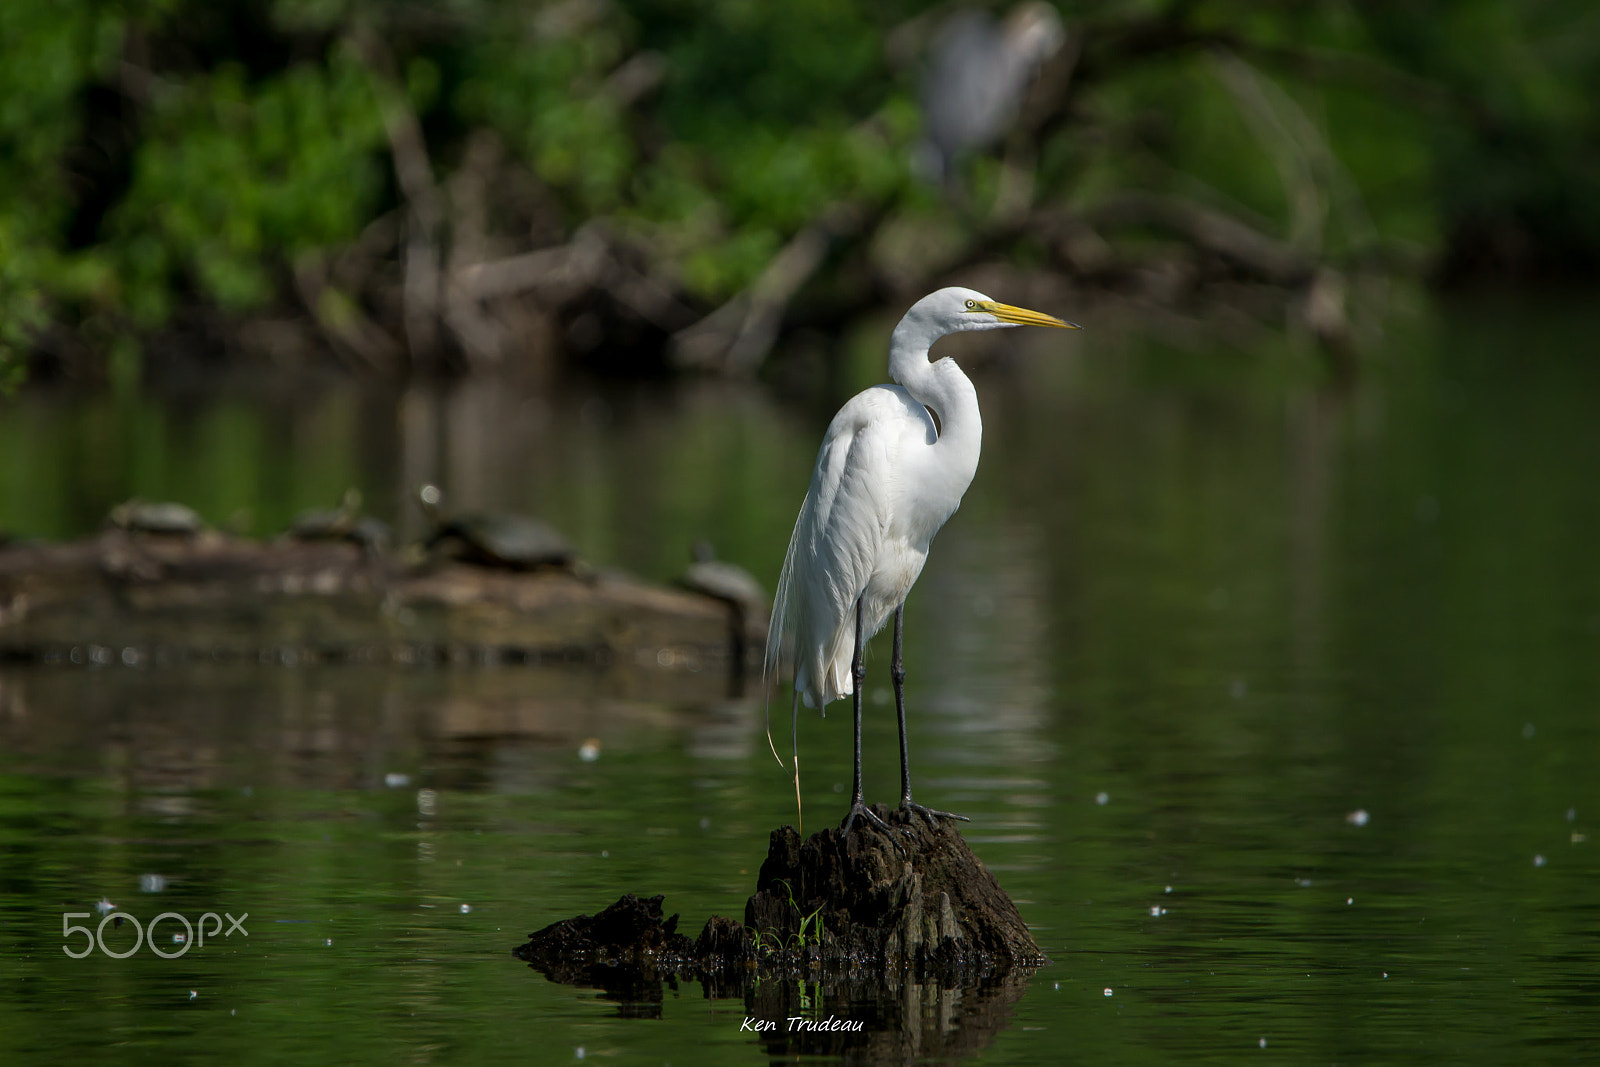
[107,500,205,537]
[418,484,579,572]
[288,489,391,555]
[678,540,768,676]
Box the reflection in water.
[746,972,1031,1064]
[519,948,1031,1062]
[2,303,1599,1062]
[0,665,759,797]
[917,520,1054,822]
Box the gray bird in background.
[915,3,1066,188]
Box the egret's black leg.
[840,597,898,844]
[892,604,969,825]
[893,605,911,802]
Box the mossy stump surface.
[746,805,1043,972]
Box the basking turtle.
[680,540,767,617]
[289,489,392,555]
[418,484,577,571]
[288,488,363,541]
[107,500,204,536]
[679,540,769,677]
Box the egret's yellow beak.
[977,301,1081,329]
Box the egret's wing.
[765,389,904,709]
[762,392,890,827]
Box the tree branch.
[350,28,445,364]
[670,204,867,376]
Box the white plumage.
[764,286,1077,833]
[775,385,956,707]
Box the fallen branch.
[291,252,402,371]
[451,242,602,304]
[670,204,867,375]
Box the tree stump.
[744,805,1044,973]
[514,805,1042,988]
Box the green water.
[2,298,1599,1063]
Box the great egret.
[766,286,1078,837]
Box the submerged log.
[514,807,1042,994]
[0,530,758,670]
[512,893,699,1005]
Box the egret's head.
[907,286,1081,338]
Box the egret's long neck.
[888,320,982,480]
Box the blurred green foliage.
[113,53,388,322]
[0,0,1595,375]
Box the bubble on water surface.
[1346,809,1370,827]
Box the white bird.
[916,3,1066,187]
[765,286,1078,838]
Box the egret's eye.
[965,300,975,309]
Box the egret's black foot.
[840,801,908,854]
[900,798,970,826]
